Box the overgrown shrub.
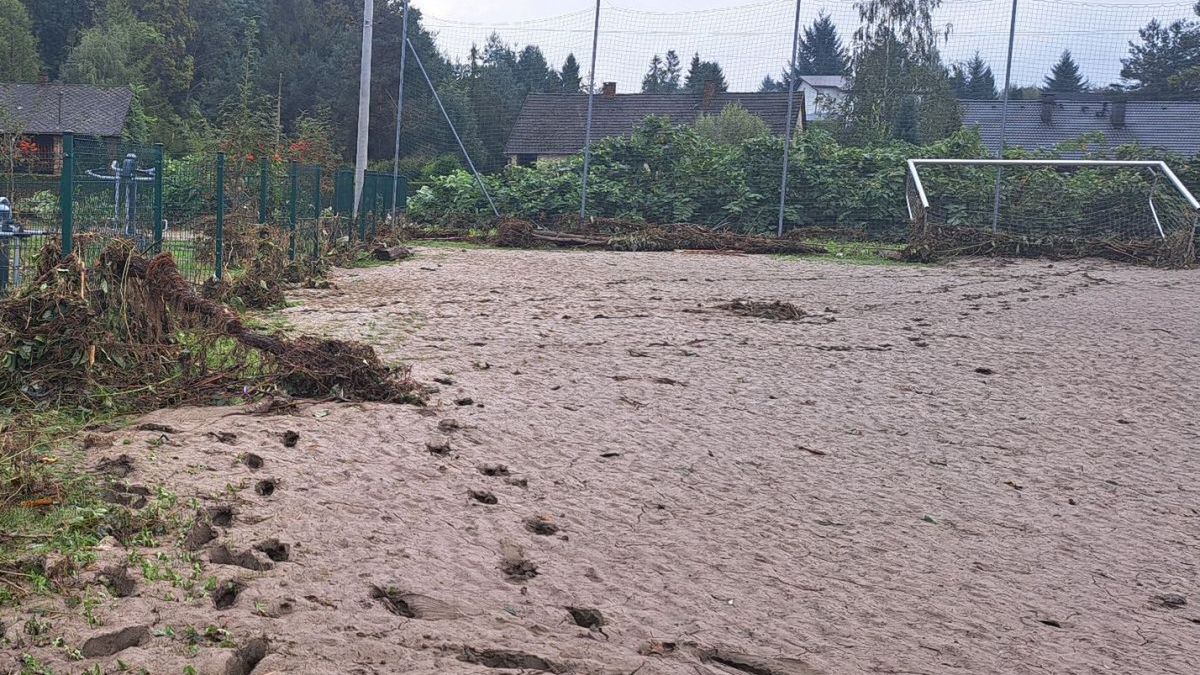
[408,117,991,236]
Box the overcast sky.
[408,0,1198,91]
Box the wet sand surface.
[6,248,1199,674]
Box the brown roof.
[505,92,799,156]
[0,83,133,137]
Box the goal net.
[905,159,1200,266]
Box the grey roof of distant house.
[0,83,133,136]
[505,92,798,156]
[959,99,1200,157]
[798,75,847,90]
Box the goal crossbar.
[906,159,1200,239]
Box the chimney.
[1111,100,1127,128]
[1040,92,1056,125]
[38,73,49,85]
[602,82,616,99]
[703,81,717,105]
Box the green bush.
[404,116,1190,239]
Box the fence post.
[288,161,299,261]
[358,173,368,240]
[215,152,226,280]
[153,143,165,252]
[59,134,75,256]
[259,156,270,225]
[313,165,322,259]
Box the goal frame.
[905,158,1200,240]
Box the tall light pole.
[353,0,374,219]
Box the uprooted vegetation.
[717,300,809,321]
[0,240,423,596]
[904,220,1198,267]
[397,216,832,256]
[1,240,422,411]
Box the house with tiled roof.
[959,94,1200,157]
[504,83,806,165]
[0,83,134,173]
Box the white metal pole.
[390,0,410,222]
[991,0,1018,233]
[353,0,374,219]
[777,0,803,237]
[579,0,601,223]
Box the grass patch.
[777,239,917,266]
[408,239,493,251]
[0,408,183,603]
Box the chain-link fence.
[395,0,1200,250]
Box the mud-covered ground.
[5,248,1199,674]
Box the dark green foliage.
[19,0,93,78]
[837,26,961,145]
[1121,4,1200,99]
[1044,50,1089,94]
[892,96,921,143]
[684,54,728,93]
[642,51,682,93]
[953,53,998,100]
[560,53,583,93]
[761,14,848,92]
[1,0,43,82]
[408,117,991,236]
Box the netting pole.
[390,0,410,223]
[153,143,165,252]
[352,0,374,220]
[406,36,499,218]
[59,133,74,257]
[259,156,270,224]
[579,0,601,223]
[313,165,322,260]
[777,0,803,238]
[288,160,299,261]
[215,152,225,281]
[991,0,1019,234]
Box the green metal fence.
[0,133,406,295]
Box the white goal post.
[906,159,1200,240]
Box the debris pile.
[492,217,828,255]
[717,300,808,321]
[905,220,1197,267]
[0,240,423,412]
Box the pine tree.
[798,13,848,75]
[642,54,667,93]
[0,0,42,82]
[560,53,583,93]
[684,53,728,93]
[664,50,682,91]
[1121,4,1200,99]
[964,52,997,99]
[1044,50,1088,93]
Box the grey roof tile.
[0,83,133,137]
[505,92,799,156]
[959,98,1200,157]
